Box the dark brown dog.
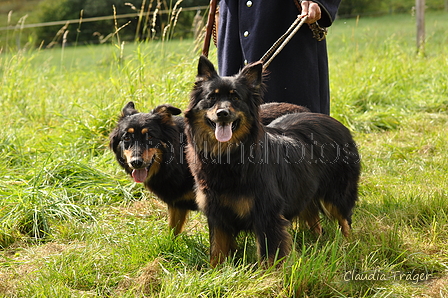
[260,102,309,125]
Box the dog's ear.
[122,101,139,117]
[153,104,182,124]
[153,104,182,116]
[238,61,263,89]
[197,55,218,81]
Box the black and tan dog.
[184,56,361,266]
[110,101,307,235]
[109,103,196,235]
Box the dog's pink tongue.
[132,168,148,183]
[215,122,232,142]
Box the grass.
[1,11,448,297]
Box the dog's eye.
[233,96,239,101]
[145,135,152,141]
[122,134,132,142]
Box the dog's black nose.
[216,109,229,119]
[130,158,144,168]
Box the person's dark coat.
[217,0,341,114]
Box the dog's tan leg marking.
[256,221,292,267]
[168,206,189,236]
[300,203,323,235]
[320,201,351,237]
[210,226,235,267]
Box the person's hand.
[300,1,321,24]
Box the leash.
[260,15,308,70]
[202,0,218,57]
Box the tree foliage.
[34,0,209,46]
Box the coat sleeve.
[313,0,341,27]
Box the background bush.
[32,0,209,46]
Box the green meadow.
[1,11,447,297]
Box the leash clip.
[309,22,327,41]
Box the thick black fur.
[109,102,197,235]
[109,101,306,235]
[184,56,361,266]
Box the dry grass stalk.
[47,21,69,48]
[150,0,162,40]
[162,0,183,41]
